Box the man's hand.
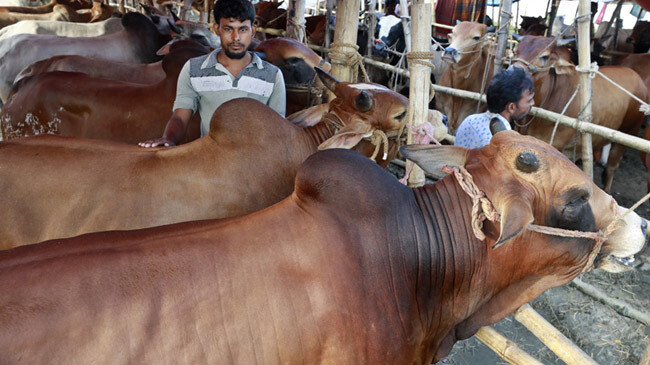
[138,138,176,148]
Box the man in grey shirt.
[140,0,286,147]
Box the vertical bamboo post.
[367,0,377,57]
[405,0,431,187]
[203,0,210,24]
[399,0,411,53]
[546,0,560,37]
[180,0,193,20]
[493,0,512,76]
[330,0,361,84]
[118,0,125,14]
[640,342,650,365]
[577,0,593,179]
[324,0,334,53]
[287,0,307,42]
[514,304,598,365]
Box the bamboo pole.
[306,44,650,154]
[493,0,512,75]
[287,0,306,42]
[399,0,411,53]
[180,0,193,20]
[577,0,594,179]
[546,0,560,37]
[330,0,360,85]
[569,278,650,325]
[641,342,650,365]
[475,327,544,365]
[367,0,377,57]
[405,0,431,187]
[325,0,334,52]
[203,0,210,24]
[513,304,598,365]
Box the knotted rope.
[286,17,307,44]
[399,122,441,185]
[442,164,650,273]
[329,42,370,82]
[441,165,500,241]
[406,51,436,102]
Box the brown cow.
[0,71,421,248]
[436,22,495,133]
[0,12,173,104]
[614,53,650,89]
[0,0,90,13]
[1,41,207,143]
[0,131,646,363]
[0,4,71,30]
[513,35,648,193]
[626,20,650,53]
[254,37,332,114]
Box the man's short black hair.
[486,67,534,113]
[213,0,255,25]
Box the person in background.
[140,0,286,148]
[454,67,535,149]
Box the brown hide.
[0,0,91,13]
[435,22,494,133]
[0,12,173,103]
[513,35,648,192]
[0,43,206,144]
[615,53,650,90]
[254,38,332,114]
[0,4,72,29]
[0,78,408,248]
[0,132,645,363]
[12,39,206,89]
[628,21,650,53]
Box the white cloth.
[454,112,511,149]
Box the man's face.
[511,88,535,121]
[213,17,255,60]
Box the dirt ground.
[387,141,650,365]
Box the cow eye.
[473,36,480,41]
[394,111,407,120]
[562,193,589,220]
[540,55,549,63]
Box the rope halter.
[442,165,630,273]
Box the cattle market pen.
[252,0,650,363]
[58,0,650,362]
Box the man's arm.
[139,60,197,148]
[267,69,286,117]
[139,108,193,147]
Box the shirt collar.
[201,49,264,70]
[486,111,510,125]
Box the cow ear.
[287,103,329,127]
[399,144,469,179]
[318,121,373,150]
[492,197,534,249]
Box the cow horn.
[489,117,508,136]
[399,144,469,180]
[315,67,340,93]
[556,37,576,47]
[139,3,153,15]
[512,33,523,42]
[167,18,183,35]
[168,8,180,22]
[516,152,539,173]
[486,25,496,33]
[354,91,374,112]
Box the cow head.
[401,131,647,360]
[513,35,576,83]
[443,22,488,64]
[315,68,410,166]
[402,131,646,275]
[626,21,650,53]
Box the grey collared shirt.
[173,49,286,136]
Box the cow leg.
[602,142,627,193]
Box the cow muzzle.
[595,207,648,273]
[442,48,459,63]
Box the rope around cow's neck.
[441,164,650,273]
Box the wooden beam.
[493,0,512,75]
[330,0,361,84]
[405,0,432,187]
[475,327,544,365]
[514,304,598,365]
[577,0,594,179]
[287,0,306,42]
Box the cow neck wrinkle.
[304,112,339,146]
[410,175,487,343]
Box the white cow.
[0,16,122,41]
